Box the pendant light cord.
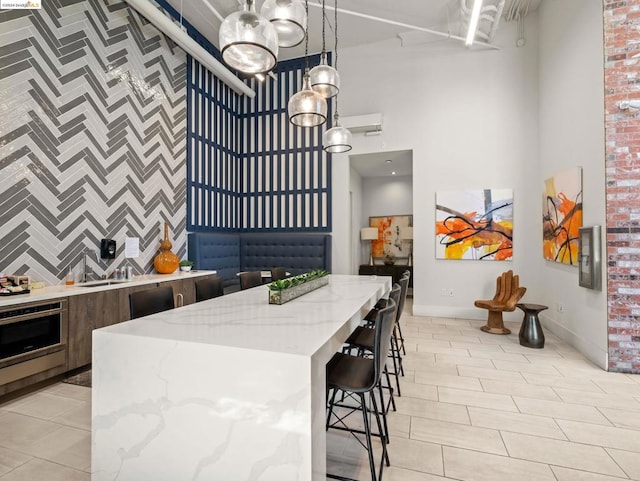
[321,0,326,53]
[304,0,310,72]
[333,0,339,117]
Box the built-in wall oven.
[0,299,68,386]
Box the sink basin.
[77,280,129,288]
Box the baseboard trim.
[540,313,608,370]
[412,304,485,320]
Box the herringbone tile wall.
[0,0,187,286]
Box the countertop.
[96,274,389,357]
[0,270,217,308]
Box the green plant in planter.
[268,270,328,291]
[179,260,194,267]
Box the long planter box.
[268,276,329,305]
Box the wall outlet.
[448,289,454,297]
[440,288,447,296]
[557,303,564,313]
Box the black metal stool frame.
[326,300,397,481]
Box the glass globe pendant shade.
[219,0,279,74]
[323,114,352,153]
[309,52,340,98]
[288,73,327,127]
[260,0,307,48]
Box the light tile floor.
[0,300,639,480]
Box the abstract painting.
[435,189,513,260]
[543,167,583,265]
[369,215,412,261]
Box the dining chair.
[129,286,175,319]
[239,271,263,290]
[326,299,396,481]
[195,276,224,302]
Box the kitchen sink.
[77,280,130,288]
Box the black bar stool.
[129,286,174,319]
[326,299,397,481]
[239,271,262,290]
[195,276,224,302]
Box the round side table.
[516,303,548,349]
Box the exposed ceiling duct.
[123,0,255,97]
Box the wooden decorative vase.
[153,222,179,274]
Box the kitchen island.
[91,274,391,481]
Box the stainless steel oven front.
[0,299,68,386]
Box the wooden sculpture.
[475,270,526,335]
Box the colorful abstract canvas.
[435,189,513,260]
[369,215,412,261]
[543,167,583,265]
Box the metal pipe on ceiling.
[123,0,255,97]
[308,1,501,50]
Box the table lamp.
[400,226,413,266]
[360,227,379,265]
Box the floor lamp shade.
[399,226,413,265]
[399,226,413,240]
[360,227,379,241]
[360,227,378,265]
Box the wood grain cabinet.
[67,290,119,370]
[68,274,218,370]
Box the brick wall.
[604,0,640,373]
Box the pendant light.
[260,0,307,48]
[219,0,279,75]
[288,0,327,127]
[309,0,339,98]
[322,0,351,152]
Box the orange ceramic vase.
[153,222,179,274]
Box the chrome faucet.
[81,249,100,283]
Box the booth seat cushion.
[187,232,332,288]
[240,233,331,276]
[187,233,240,287]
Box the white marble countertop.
[97,274,389,357]
[92,274,390,481]
[0,270,217,308]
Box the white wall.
[350,167,363,273]
[331,3,607,367]
[333,19,540,321]
[537,0,607,368]
[361,175,413,225]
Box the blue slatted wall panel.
[187,56,240,232]
[240,56,332,232]
[160,0,333,233]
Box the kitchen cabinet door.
[67,290,119,370]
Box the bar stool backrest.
[388,283,401,313]
[239,271,263,290]
[270,267,288,281]
[129,286,174,319]
[372,298,397,391]
[195,276,224,302]
[396,276,410,322]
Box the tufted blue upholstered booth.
[187,232,331,289]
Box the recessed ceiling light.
[385,159,392,164]
[391,171,396,175]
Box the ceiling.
[163,0,542,61]
[159,0,541,178]
[350,150,412,179]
